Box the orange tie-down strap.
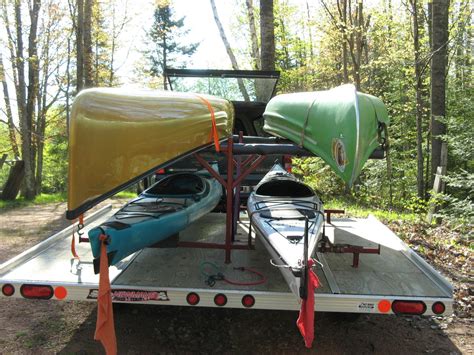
[71,214,84,259]
[95,234,117,355]
[195,95,220,152]
[296,259,321,348]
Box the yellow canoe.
[67,88,234,220]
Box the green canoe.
[263,84,389,186]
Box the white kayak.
[247,164,324,298]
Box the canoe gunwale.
[351,87,361,186]
[66,138,227,220]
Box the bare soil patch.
[0,202,472,354]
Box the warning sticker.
[358,302,376,312]
[87,289,169,302]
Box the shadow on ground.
[56,304,461,354]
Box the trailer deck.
[0,205,452,315]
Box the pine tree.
[147,2,198,89]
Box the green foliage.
[274,0,473,225]
[437,171,474,225]
[41,108,68,194]
[146,2,198,84]
[0,125,12,188]
[292,157,346,200]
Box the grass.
[325,197,421,223]
[0,193,67,210]
[114,190,138,199]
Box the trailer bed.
[0,205,452,315]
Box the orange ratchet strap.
[196,95,220,152]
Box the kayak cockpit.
[255,179,315,198]
[144,173,205,196]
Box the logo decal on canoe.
[87,289,169,302]
[332,138,347,171]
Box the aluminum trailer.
[0,204,452,317]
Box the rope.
[299,95,319,147]
[200,261,266,287]
[195,95,220,152]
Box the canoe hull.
[263,84,389,186]
[67,88,233,219]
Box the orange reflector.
[2,284,15,296]
[186,292,200,306]
[378,299,391,313]
[241,295,255,308]
[214,293,227,306]
[432,302,445,315]
[54,286,68,300]
[20,284,54,300]
[392,300,426,315]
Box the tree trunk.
[245,0,260,70]
[341,0,349,82]
[260,0,275,71]
[83,0,94,87]
[430,0,449,185]
[209,0,249,100]
[1,161,25,201]
[163,36,168,90]
[21,0,41,199]
[0,52,19,158]
[410,0,425,199]
[66,36,71,133]
[76,0,84,92]
[14,1,32,199]
[306,1,314,58]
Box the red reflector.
[432,302,446,315]
[391,300,426,315]
[241,295,255,308]
[214,293,227,306]
[20,284,54,300]
[186,292,200,306]
[2,284,15,296]
[156,169,165,174]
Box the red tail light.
[20,284,54,300]
[241,295,255,308]
[391,300,426,315]
[283,155,292,173]
[432,302,446,315]
[214,293,227,306]
[156,169,165,174]
[186,292,200,306]
[2,284,15,296]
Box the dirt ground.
[0,201,472,354]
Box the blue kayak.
[88,169,222,270]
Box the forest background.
[0,0,472,227]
